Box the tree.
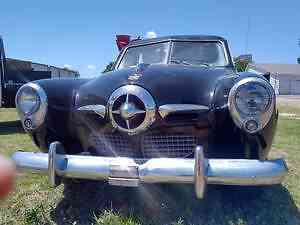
[234,60,249,72]
[234,54,252,72]
[103,62,115,73]
[297,57,300,64]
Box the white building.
[247,63,300,95]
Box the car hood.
[76,64,236,107]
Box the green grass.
[277,99,300,115]
[0,106,299,225]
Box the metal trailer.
[0,36,79,108]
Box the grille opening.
[89,132,200,159]
[142,134,197,158]
[165,113,200,122]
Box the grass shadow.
[51,182,300,225]
[0,120,24,135]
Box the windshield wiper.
[170,59,210,67]
[197,62,210,67]
[192,59,211,67]
[170,59,193,66]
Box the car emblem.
[116,95,146,124]
[128,74,141,81]
[108,85,156,135]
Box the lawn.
[0,103,299,225]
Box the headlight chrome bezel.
[15,83,48,130]
[228,77,275,134]
[16,86,40,115]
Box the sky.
[0,0,299,77]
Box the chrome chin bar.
[12,142,288,199]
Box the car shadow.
[0,120,24,135]
[51,182,300,225]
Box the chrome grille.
[142,134,197,158]
[89,134,135,157]
[89,133,198,158]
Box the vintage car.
[12,35,288,198]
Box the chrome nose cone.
[120,102,139,120]
[108,85,156,134]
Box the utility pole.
[0,36,5,107]
[298,38,300,64]
[245,16,251,54]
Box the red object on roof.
[116,35,131,51]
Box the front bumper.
[11,142,288,198]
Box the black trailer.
[0,36,79,107]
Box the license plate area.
[108,161,140,187]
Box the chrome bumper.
[11,142,288,198]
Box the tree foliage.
[103,62,115,73]
[297,57,300,64]
[234,60,249,72]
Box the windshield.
[118,42,169,69]
[117,41,228,69]
[171,41,227,67]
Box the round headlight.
[16,86,40,115]
[235,82,272,115]
[15,83,47,130]
[228,77,275,133]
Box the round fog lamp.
[245,120,258,132]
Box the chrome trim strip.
[12,144,288,199]
[158,104,209,118]
[77,104,106,118]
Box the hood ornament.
[128,74,141,81]
[108,85,156,135]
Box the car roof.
[127,35,227,47]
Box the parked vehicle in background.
[12,35,287,199]
[0,36,79,108]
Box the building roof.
[249,63,300,76]
[128,35,226,47]
[6,57,79,74]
